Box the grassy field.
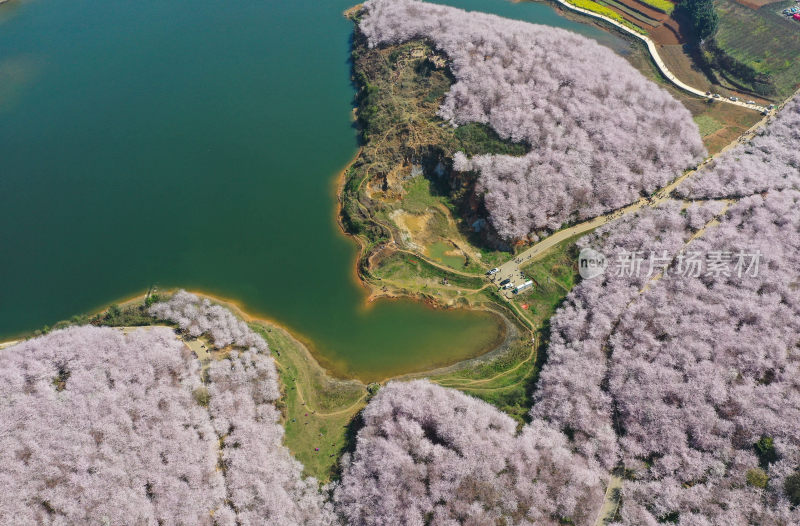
[714,0,800,98]
[253,322,367,483]
[413,234,582,424]
[515,234,581,326]
[694,113,725,137]
[431,338,541,424]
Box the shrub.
[746,468,769,489]
[786,472,800,506]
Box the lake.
[0,0,626,381]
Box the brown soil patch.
[658,44,713,91]
[608,0,689,44]
[648,18,687,44]
[699,104,763,154]
[677,97,762,154]
[734,0,782,8]
[391,209,436,248]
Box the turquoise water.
[0,0,626,380]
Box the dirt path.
[437,341,537,388]
[293,383,367,418]
[553,0,768,112]
[594,474,623,525]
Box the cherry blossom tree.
[0,326,227,525]
[1,296,337,526]
[360,0,705,240]
[149,289,268,351]
[335,380,606,526]
[678,97,800,199]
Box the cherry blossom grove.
[334,380,606,526]
[360,0,705,239]
[0,326,225,525]
[337,96,800,524]
[528,193,800,523]
[0,295,335,525]
[608,191,800,525]
[678,97,800,199]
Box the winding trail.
[552,0,768,112]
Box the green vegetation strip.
[254,323,367,483]
[713,0,800,98]
[694,114,724,137]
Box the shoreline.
[151,289,515,384]
[0,287,517,385]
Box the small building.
[513,280,533,294]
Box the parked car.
[729,96,739,102]
[747,100,756,105]
[486,268,500,276]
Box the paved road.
[554,0,768,113]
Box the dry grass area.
[694,102,763,153]
[658,43,714,91]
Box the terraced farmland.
[715,0,800,98]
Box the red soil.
[733,0,783,8]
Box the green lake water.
[0,0,626,381]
